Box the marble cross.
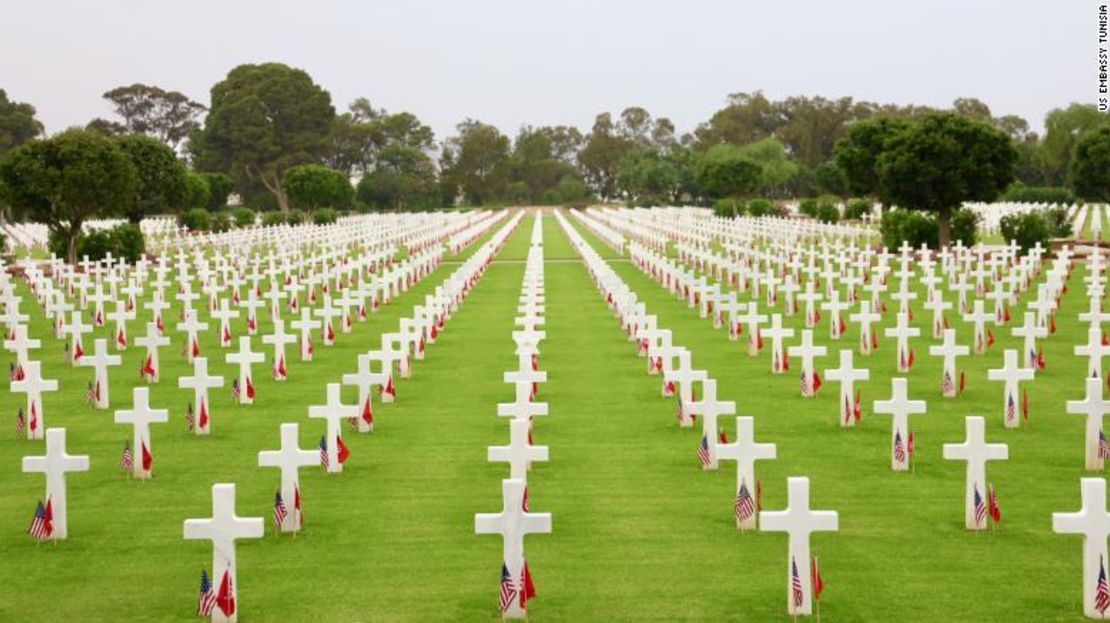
[291,308,321,361]
[342,352,390,433]
[114,387,169,479]
[943,416,1008,530]
[763,314,795,374]
[884,311,920,373]
[987,349,1035,428]
[4,323,40,368]
[1053,478,1110,619]
[9,360,58,440]
[1076,325,1110,379]
[873,378,927,470]
[825,349,870,428]
[489,418,549,481]
[78,338,121,409]
[183,483,264,623]
[258,423,319,532]
[788,330,827,398]
[849,302,880,356]
[687,379,736,470]
[716,416,776,530]
[177,309,209,363]
[308,383,357,473]
[178,357,224,435]
[226,337,264,406]
[212,299,240,348]
[963,300,993,355]
[1011,311,1047,370]
[1066,377,1110,471]
[928,329,969,398]
[135,321,170,383]
[22,427,90,539]
[760,477,838,616]
[261,318,296,381]
[63,310,92,366]
[475,478,552,620]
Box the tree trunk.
[67,228,80,267]
[938,206,953,248]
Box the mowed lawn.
[0,211,1102,622]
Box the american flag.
[943,370,955,395]
[231,379,240,402]
[735,481,755,524]
[85,380,98,405]
[800,371,809,395]
[197,569,217,616]
[185,402,195,432]
[1097,555,1110,615]
[697,434,711,467]
[893,431,906,464]
[319,435,329,469]
[1006,393,1017,424]
[120,440,133,472]
[791,556,804,609]
[27,499,52,540]
[498,563,517,613]
[273,491,288,530]
[15,408,25,439]
[973,485,988,527]
[1100,429,1110,460]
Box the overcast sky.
[0,0,1089,141]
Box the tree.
[101,83,205,149]
[508,126,581,203]
[694,144,762,208]
[952,97,993,120]
[578,113,632,200]
[198,172,234,210]
[0,89,43,157]
[834,117,911,201]
[737,138,798,197]
[0,129,137,264]
[441,120,510,205]
[191,63,335,212]
[115,134,189,222]
[1039,104,1110,185]
[617,148,680,204]
[1071,125,1110,202]
[774,95,874,168]
[183,172,210,211]
[815,161,849,197]
[694,91,780,147]
[877,113,1017,247]
[282,164,353,211]
[327,99,435,177]
[357,145,438,211]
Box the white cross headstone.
[308,383,357,473]
[114,387,169,479]
[226,337,264,406]
[258,423,319,533]
[22,427,90,539]
[1067,377,1110,471]
[1053,477,1110,619]
[135,321,170,383]
[9,360,57,440]
[178,357,224,435]
[474,478,552,620]
[716,416,776,530]
[489,418,549,481]
[687,379,735,470]
[183,483,264,623]
[825,349,870,428]
[788,330,827,398]
[943,416,1008,530]
[77,338,121,409]
[873,378,927,470]
[759,477,838,616]
[928,329,969,398]
[987,349,1035,428]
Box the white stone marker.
[342,353,388,433]
[183,483,264,623]
[4,323,40,369]
[760,477,839,617]
[64,310,91,365]
[987,349,1035,429]
[1053,478,1110,619]
[764,314,795,374]
[308,383,357,473]
[212,299,240,348]
[788,330,827,398]
[929,329,970,398]
[78,338,121,409]
[9,360,57,440]
[1066,377,1110,471]
[177,309,209,363]
[258,423,319,533]
[178,357,224,435]
[873,378,927,471]
[964,300,993,354]
[716,416,776,530]
[114,387,169,480]
[489,418,549,481]
[262,318,296,381]
[291,308,321,361]
[884,311,920,373]
[475,478,552,620]
[943,416,1008,530]
[22,427,90,539]
[135,321,169,383]
[1076,325,1110,379]
[688,379,736,470]
[1012,311,1047,370]
[226,337,264,406]
[826,350,869,427]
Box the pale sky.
[0,0,1090,141]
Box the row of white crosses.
[565,209,840,618]
[478,212,551,620]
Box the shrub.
[211,213,231,233]
[713,199,741,218]
[746,198,773,216]
[109,223,145,262]
[844,199,872,220]
[1000,211,1051,252]
[815,196,840,223]
[881,210,938,250]
[1003,184,1077,205]
[287,210,307,225]
[233,207,256,228]
[798,198,818,217]
[262,212,286,227]
[49,224,145,263]
[950,209,979,247]
[1045,206,1074,238]
[178,208,211,232]
[313,208,338,225]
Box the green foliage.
[844,198,872,220]
[48,223,145,263]
[189,63,335,212]
[694,145,762,200]
[950,209,979,246]
[713,199,741,218]
[233,207,255,228]
[881,210,939,250]
[262,211,287,227]
[440,119,511,206]
[183,172,210,211]
[737,138,797,197]
[357,145,439,211]
[282,164,353,211]
[746,198,774,217]
[834,117,911,197]
[877,113,1017,245]
[99,83,204,150]
[1071,125,1110,202]
[1040,104,1109,185]
[814,197,840,223]
[286,210,307,225]
[1000,211,1051,252]
[1003,183,1077,205]
[814,161,849,196]
[616,148,680,204]
[1045,206,1074,237]
[115,134,188,222]
[0,128,137,263]
[178,208,211,231]
[578,113,634,200]
[211,212,231,233]
[313,208,338,225]
[0,89,44,158]
[798,198,818,217]
[198,172,235,210]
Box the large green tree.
[0,129,137,263]
[737,138,798,197]
[1038,104,1109,185]
[94,84,206,149]
[877,113,1017,246]
[1071,125,1110,202]
[0,89,43,157]
[191,63,335,212]
[327,98,435,176]
[834,117,912,201]
[578,113,632,200]
[694,144,762,208]
[115,134,189,222]
[357,145,437,211]
[282,164,353,211]
[440,120,510,206]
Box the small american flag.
[1097,555,1110,615]
[973,485,988,527]
[1099,429,1110,460]
[791,556,804,609]
[498,563,517,613]
[120,440,133,472]
[15,408,25,439]
[185,402,195,432]
[799,371,808,395]
[1006,393,1017,424]
[231,379,241,402]
[893,431,906,464]
[319,435,329,469]
[27,499,52,540]
[942,370,955,395]
[697,434,711,467]
[197,569,217,616]
[85,380,98,405]
[273,491,288,530]
[735,481,755,524]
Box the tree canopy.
[1071,125,1110,202]
[282,164,353,211]
[0,89,43,158]
[115,134,188,222]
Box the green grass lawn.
[0,211,1102,621]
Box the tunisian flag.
[216,570,235,617]
[141,440,152,472]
